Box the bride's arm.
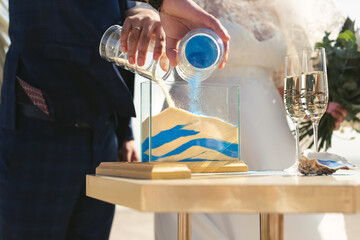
[272,65,285,98]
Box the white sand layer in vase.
[142,107,239,162]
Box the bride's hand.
[326,102,348,130]
[159,0,230,68]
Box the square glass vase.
[141,80,240,162]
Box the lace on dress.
[195,0,345,51]
[194,0,286,87]
[195,0,280,42]
[194,0,345,87]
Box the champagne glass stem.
[294,123,300,164]
[312,122,319,152]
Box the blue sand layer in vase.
[185,35,219,69]
[142,124,238,161]
[141,107,239,162]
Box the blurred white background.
[335,0,360,26]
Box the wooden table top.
[86,170,360,214]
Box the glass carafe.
[99,25,224,82]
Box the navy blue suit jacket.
[0,0,136,134]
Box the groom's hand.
[122,7,165,66]
[118,139,140,162]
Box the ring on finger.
[132,26,141,31]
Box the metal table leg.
[178,212,192,240]
[260,213,284,240]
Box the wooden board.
[184,160,248,173]
[96,161,248,180]
[96,162,191,180]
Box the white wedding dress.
[155,0,349,239]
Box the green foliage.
[300,17,360,150]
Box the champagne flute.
[300,48,329,152]
[283,55,306,171]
